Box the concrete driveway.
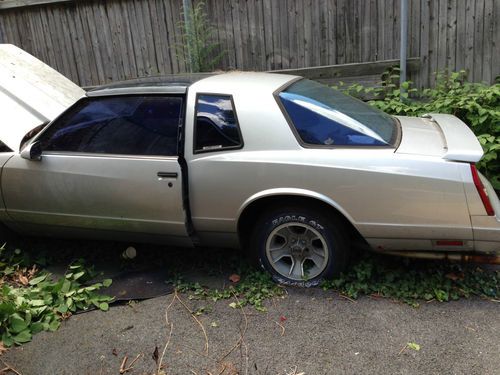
[2,241,499,375]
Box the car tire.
[251,205,349,287]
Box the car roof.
[86,72,298,97]
[86,73,217,96]
[191,71,299,95]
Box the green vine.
[322,253,499,307]
[174,270,284,312]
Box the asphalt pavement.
[2,240,499,375]
[3,279,500,374]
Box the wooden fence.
[0,0,498,88]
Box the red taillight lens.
[470,164,494,216]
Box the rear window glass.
[278,79,397,146]
[194,94,242,152]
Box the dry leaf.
[18,275,29,286]
[152,346,159,365]
[228,274,240,283]
[0,341,8,355]
[445,272,464,281]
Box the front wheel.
[251,206,349,287]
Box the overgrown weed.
[0,245,112,347]
[322,252,499,307]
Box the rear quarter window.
[194,94,243,153]
[0,141,12,152]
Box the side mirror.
[20,141,42,161]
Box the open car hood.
[0,44,84,152]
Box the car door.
[2,94,191,245]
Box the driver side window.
[39,95,183,157]
[194,94,243,153]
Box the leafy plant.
[174,270,283,312]
[336,69,500,188]
[322,253,499,307]
[407,342,421,351]
[177,1,225,73]
[0,247,113,347]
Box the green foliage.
[337,69,500,188]
[177,1,225,72]
[322,253,499,307]
[407,342,421,351]
[174,270,283,312]
[0,247,113,347]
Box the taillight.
[470,164,494,216]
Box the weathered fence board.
[273,58,421,88]
[0,0,498,87]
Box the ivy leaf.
[12,329,32,344]
[99,302,109,311]
[72,271,85,280]
[30,322,44,334]
[102,279,112,288]
[48,320,60,332]
[10,316,28,333]
[28,274,47,285]
[407,342,421,351]
[30,299,46,307]
[1,333,14,348]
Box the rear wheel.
[251,206,349,286]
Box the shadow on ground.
[8,236,243,289]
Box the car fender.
[237,187,359,228]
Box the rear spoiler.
[422,113,484,163]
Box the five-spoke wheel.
[265,223,329,280]
[252,205,348,286]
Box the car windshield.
[278,79,397,146]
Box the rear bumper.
[472,216,500,254]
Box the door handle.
[157,172,178,178]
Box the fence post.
[400,0,408,93]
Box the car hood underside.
[0,44,84,152]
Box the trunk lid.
[0,44,84,152]
[395,114,484,162]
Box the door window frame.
[32,94,186,160]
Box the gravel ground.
[2,240,499,375]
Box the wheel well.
[237,195,366,252]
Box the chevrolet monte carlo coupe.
[1,45,499,286]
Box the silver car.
[1,46,499,286]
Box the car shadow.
[7,236,246,295]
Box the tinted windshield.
[279,79,397,146]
